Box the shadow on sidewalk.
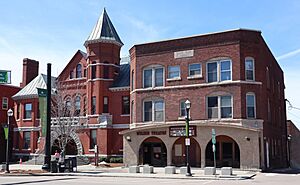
[262,168,300,174]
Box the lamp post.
[5,108,13,173]
[287,134,292,168]
[185,100,192,176]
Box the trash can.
[50,160,58,173]
[70,157,77,172]
[64,158,72,172]
[58,162,65,173]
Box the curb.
[0,172,256,180]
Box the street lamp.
[185,100,192,176]
[287,134,292,168]
[6,108,13,173]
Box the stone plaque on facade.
[169,126,196,137]
[174,50,194,59]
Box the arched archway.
[172,137,201,167]
[205,135,240,168]
[139,137,167,167]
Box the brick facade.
[123,29,287,169]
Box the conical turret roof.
[84,8,123,47]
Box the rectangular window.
[208,96,232,119]
[92,96,96,115]
[168,66,180,79]
[221,96,232,118]
[180,100,186,117]
[92,62,97,79]
[122,96,130,115]
[208,96,218,119]
[143,69,152,88]
[207,62,218,82]
[155,68,163,86]
[23,131,31,149]
[144,101,152,122]
[245,58,254,81]
[246,94,256,118]
[2,97,8,110]
[154,100,164,121]
[189,63,201,77]
[24,103,32,119]
[220,60,231,81]
[90,129,97,149]
[103,96,109,113]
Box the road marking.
[265,173,277,176]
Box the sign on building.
[0,70,11,84]
[169,126,196,137]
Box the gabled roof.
[12,74,56,100]
[84,8,123,47]
[111,63,130,88]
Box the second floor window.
[76,64,82,78]
[92,96,96,115]
[143,66,164,88]
[122,96,130,115]
[24,103,32,119]
[207,95,232,119]
[103,96,109,113]
[2,97,8,110]
[246,93,256,118]
[91,62,96,79]
[168,66,180,79]
[207,60,232,82]
[180,100,187,117]
[245,58,255,81]
[74,96,81,116]
[144,99,164,122]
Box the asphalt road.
[0,172,300,185]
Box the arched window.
[91,61,96,79]
[65,97,71,116]
[74,96,81,116]
[76,64,82,78]
[207,94,232,119]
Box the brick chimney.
[20,58,39,88]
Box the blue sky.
[1,0,300,128]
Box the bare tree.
[50,80,87,160]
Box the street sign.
[212,129,216,144]
[185,138,190,146]
[0,70,11,84]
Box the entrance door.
[139,137,167,167]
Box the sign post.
[212,129,216,172]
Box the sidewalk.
[1,164,256,180]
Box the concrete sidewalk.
[2,164,256,180]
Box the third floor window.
[245,57,255,81]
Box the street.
[0,173,300,185]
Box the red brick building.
[123,29,288,169]
[11,9,130,161]
[0,83,20,163]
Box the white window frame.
[143,65,165,88]
[167,65,181,80]
[207,95,233,119]
[188,63,202,78]
[206,59,232,83]
[246,92,256,119]
[245,57,255,81]
[2,97,8,110]
[143,98,165,122]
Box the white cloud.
[277,48,300,60]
